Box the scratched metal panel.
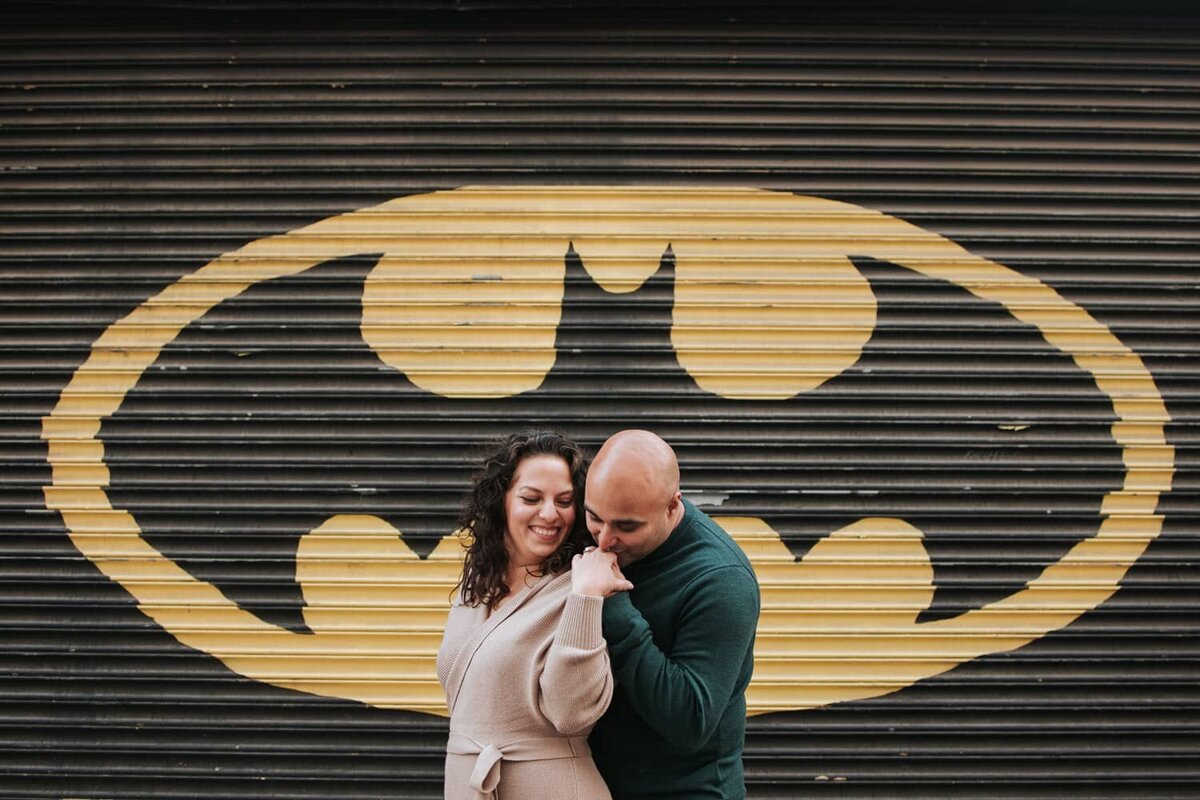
[2,2,1198,798]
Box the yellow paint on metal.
[41,186,1173,717]
[359,189,879,398]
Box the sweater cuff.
[556,592,605,650]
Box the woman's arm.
[537,549,630,733]
[538,591,613,734]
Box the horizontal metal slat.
[4,7,1199,798]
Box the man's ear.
[668,491,682,512]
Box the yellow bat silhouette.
[42,187,1173,716]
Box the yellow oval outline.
[41,186,1174,715]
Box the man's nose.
[595,527,617,551]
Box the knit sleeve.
[436,598,469,693]
[602,564,759,755]
[538,591,613,735]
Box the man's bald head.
[591,429,680,504]
[584,430,685,566]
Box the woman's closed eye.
[520,494,572,508]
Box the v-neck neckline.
[489,569,548,618]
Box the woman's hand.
[571,546,634,598]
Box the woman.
[437,431,632,800]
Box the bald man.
[584,430,760,799]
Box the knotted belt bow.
[447,732,591,799]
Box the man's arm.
[602,564,759,754]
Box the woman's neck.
[505,561,541,592]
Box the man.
[585,429,760,799]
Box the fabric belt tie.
[447,732,591,799]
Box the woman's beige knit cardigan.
[437,569,614,800]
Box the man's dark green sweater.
[590,499,760,799]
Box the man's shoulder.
[676,504,761,623]
[681,497,726,535]
[680,500,757,577]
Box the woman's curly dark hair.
[456,430,590,609]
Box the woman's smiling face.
[504,454,577,569]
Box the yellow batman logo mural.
[41,187,1173,716]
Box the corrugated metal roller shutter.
[3,2,1197,797]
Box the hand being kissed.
[571,547,634,598]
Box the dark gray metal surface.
[2,4,1198,798]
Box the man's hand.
[571,547,635,598]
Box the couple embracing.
[437,429,761,799]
